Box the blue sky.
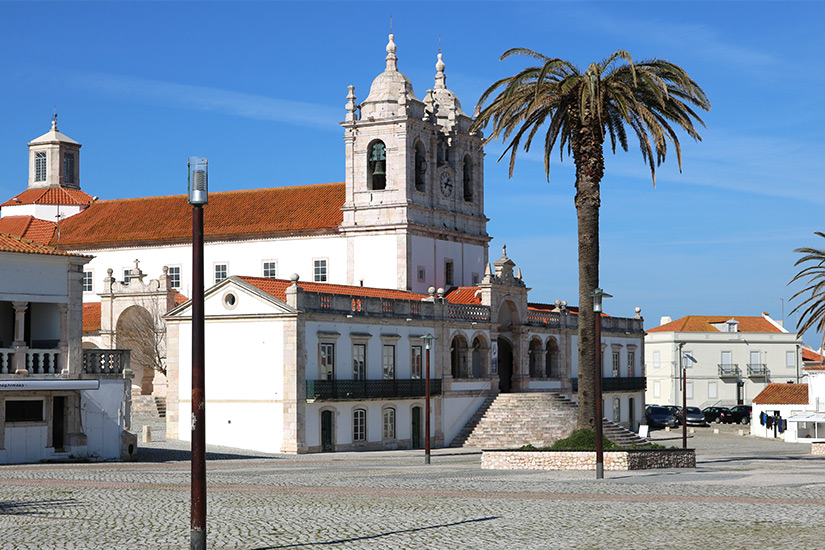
[1,2,823,343]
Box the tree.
[471,49,709,429]
[789,232,825,351]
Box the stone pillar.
[512,328,530,391]
[12,301,28,375]
[280,315,306,453]
[58,303,69,374]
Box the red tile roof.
[752,383,808,405]
[54,182,345,248]
[0,232,85,257]
[2,187,95,207]
[174,291,188,305]
[83,303,101,333]
[647,315,784,333]
[444,287,481,305]
[0,216,57,244]
[238,276,430,302]
[802,346,824,364]
[803,365,825,372]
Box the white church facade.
[1,35,647,453]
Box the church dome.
[362,34,419,104]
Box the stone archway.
[116,305,156,395]
[497,337,514,393]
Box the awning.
[787,412,825,422]
[0,379,100,391]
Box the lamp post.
[420,333,435,465]
[188,157,208,550]
[587,288,611,480]
[680,349,696,450]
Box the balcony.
[0,348,61,375]
[746,363,770,378]
[306,379,442,401]
[82,349,131,376]
[718,364,741,377]
[571,377,646,393]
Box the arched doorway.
[116,305,156,395]
[497,337,514,393]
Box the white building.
[0,233,134,463]
[750,364,825,443]
[645,313,801,409]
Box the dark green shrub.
[550,429,617,450]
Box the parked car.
[675,406,707,426]
[645,406,679,428]
[663,405,681,422]
[702,406,733,424]
[729,405,752,425]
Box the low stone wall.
[812,443,825,455]
[481,449,696,471]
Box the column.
[58,303,69,374]
[12,302,28,374]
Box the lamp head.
[188,157,208,205]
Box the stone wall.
[481,449,695,471]
[812,442,825,455]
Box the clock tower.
[340,35,490,292]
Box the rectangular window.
[262,261,277,279]
[652,350,660,368]
[749,350,760,367]
[708,381,718,399]
[6,400,44,422]
[382,345,395,379]
[353,409,366,442]
[320,343,335,380]
[786,351,795,368]
[35,151,47,182]
[686,381,694,400]
[353,344,366,380]
[445,260,454,286]
[417,266,426,282]
[612,351,620,377]
[721,351,732,365]
[653,381,661,398]
[82,271,93,292]
[411,346,423,379]
[214,263,228,284]
[167,266,181,289]
[383,408,396,439]
[683,350,695,368]
[123,269,131,284]
[63,153,75,184]
[314,259,328,282]
[627,351,635,377]
[472,272,479,285]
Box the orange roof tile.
[444,287,481,305]
[803,364,825,371]
[0,232,84,257]
[83,303,101,333]
[802,346,824,363]
[0,216,57,244]
[647,315,783,333]
[2,187,95,207]
[55,182,345,248]
[174,291,188,305]
[752,383,808,405]
[238,276,429,302]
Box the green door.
[321,410,333,452]
[412,406,422,449]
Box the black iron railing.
[306,379,442,401]
[572,376,646,393]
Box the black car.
[677,406,707,426]
[645,406,679,428]
[702,406,733,424]
[729,405,752,425]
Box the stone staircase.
[461,392,578,449]
[130,395,166,441]
[457,392,652,449]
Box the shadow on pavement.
[252,516,501,549]
[0,498,77,515]
[136,447,279,463]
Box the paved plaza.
[2,424,824,549]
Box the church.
[0,35,647,453]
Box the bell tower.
[27,115,82,190]
[340,35,490,292]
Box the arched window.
[450,335,469,378]
[471,337,484,378]
[368,140,387,190]
[463,155,473,202]
[528,339,543,378]
[414,142,427,192]
[545,338,560,378]
[383,408,396,439]
[353,408,366,442]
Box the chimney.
[660,316,672,326]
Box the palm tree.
[471,49,710,429]
[789,232,825,352]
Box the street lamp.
[680,350,697,450]
[420,333,435,465]
[188,156,207,550]
[586,287,612,480]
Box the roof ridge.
[91,181,346,204]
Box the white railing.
[0,348,14,374]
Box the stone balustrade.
[0,348,14,374]
[482,449,696,470]
[82,349,131,376]
[447,303,490,322]
[0,348,60,375]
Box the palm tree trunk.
[573,121,604,430]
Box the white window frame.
[708,381,718,399]
[313,258,328,282]
[653,381,661,398]
[627,350,635,377]
[612,351,620,377]
[262,260,278,279]
[686,381,694,400]
[34,151,47,182]
[122,268,132,284]
[320,342,335,381]
[382,407,396,440]
[411,346,423,379]
[82,270,93,293]
[167,265,181,289]
[353,408,366,442]
[652,350,660,369]
[786,351,796,368]
[214,263,228,284]
[352,343,366,381]
[382,344,395,380]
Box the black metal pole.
[682,365,688,449]
[425,345,431,465]
[191,205,206,550]
[595,313,604,479]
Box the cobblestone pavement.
[2,425,824,549]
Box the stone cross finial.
[385,33,398,72]
[434,53,446,89]
[502,244,507,258]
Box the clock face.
[440,172,453,197]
